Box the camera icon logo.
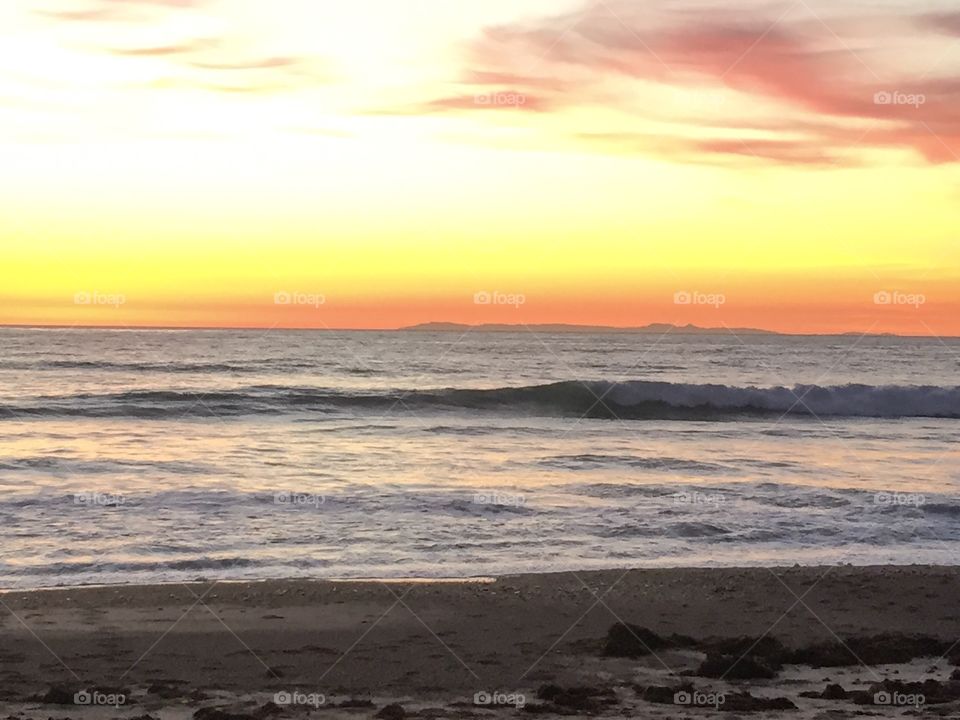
[673,291,692,305]
[674,690,692,705]
[274,291,292,305]
[474,291,492,305]
[74,691,92,705]
[874,91,892,105]
[473,691,492,705]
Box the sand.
[2,565,960,718]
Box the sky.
[1,0,959,334]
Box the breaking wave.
[2,381,959,420]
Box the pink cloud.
[924,12,960,36]
[190,56,302,71]
[424,1,960,166]
[109,39,214,56]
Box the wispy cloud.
[38,7,118,21]
[578,131,860,167]
[109,39,215,56]
[190,56,301,71]
[138,52,333,95]
[38,0,207,22]
[417,0,960,166]
[185,54,333,94]
[38,2,334,97]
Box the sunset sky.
[1,0,959,334]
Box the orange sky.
[1,0,959,335]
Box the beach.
[3,565,960,718]
[2,330,959,717]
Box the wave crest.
[3,381,959,419]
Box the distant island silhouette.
[404,322,780,335]
[0,322,907,337]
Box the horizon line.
[1,321,957,339]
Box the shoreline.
[2,565,960,717]
[0,575,501,596]
[4,561,957,596]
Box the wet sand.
[2,565,960,718]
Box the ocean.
[1,327,958,589]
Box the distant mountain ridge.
[401,322,780,334]
[1,323,905,336]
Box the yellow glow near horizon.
[2,0,959,334]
